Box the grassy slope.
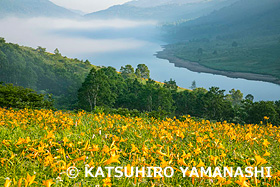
[0,108,279,186]
[169,36,280,79]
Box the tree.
[203,87,234,121]
[146,79,159,87]
[192,87,208,117]
[36,46,46,53]
[154,87,174,113]
[54,48,61,56]
[0,51,7,69]
[192,87,208,95]
[0,37,5,44]
[245,94,254,102]
[0,83,53,109]
[275,101,280,119]
[190,80,197,90]
[85,60,91,65]
[246,101,279,125]
[275,100,280,111]
[164,79,178,91]
[100,66,125,107]
[226,89,243,106]
[120,65,136,79]
[173,90,195,116]
[135,64,150,79]
[78,68,111,111]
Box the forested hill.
[0,0,77,18]
[164,0,280,41]
[0,38,93,108]
[161,0,280,81]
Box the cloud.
[49,0,132,13]
[0,17,154,56]
[28,17,156,30]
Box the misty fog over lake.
[1,17,279,101]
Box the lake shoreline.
[156,49,280,86]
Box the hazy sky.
[50,0,132,13]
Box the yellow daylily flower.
[4,178,11,187]
[103,155,120,165]
[42,179,55,187]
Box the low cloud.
[0,17,156,56]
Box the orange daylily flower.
[235,176,250,187]
[25,174,36,186]
[263,139,270,147]
[42,179,55,187]
[255,155,267,166]
[196,159,205,167]
[88,145,99,152]
[103,177,112,187]
[103,155,120,165]
[210,155,219,166]
[263,151,270,157]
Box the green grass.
[168,35,280,79]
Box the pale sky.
[50,0,132,13]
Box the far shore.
[156,49,280,86]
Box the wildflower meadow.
[1,108,280,186]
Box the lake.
[85,41,280,101]
[1,17,279,101]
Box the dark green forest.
[0,38,93,109]
[0,38,280,125]
[77,66,280,125]
[0,83,53,109]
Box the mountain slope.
[125,0,206,8]
[160,0,280,83]
[0,0,77,18]
[0,38,93,109]
[165,0,280,40]
[85,0,238,22]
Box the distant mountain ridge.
[125,0,207,8]
[0,0,77,18]
[85,0,239,22]
[165,0,280,41]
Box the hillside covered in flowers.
[1,108,279,186]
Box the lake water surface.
[1,17,279,101]
[85,41,280,101]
